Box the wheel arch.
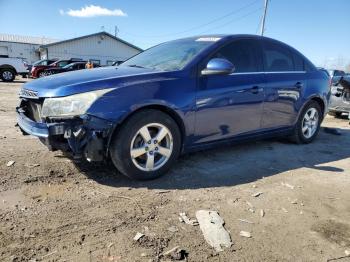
[296,95,326,125]
[0,64,17,74]
[106,104,186,156]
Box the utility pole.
[260,0,269,36]
[114,26,119,37]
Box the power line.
[198,7,263,35]
[122,0,260,38]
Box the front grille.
[20,88,38,99]
[21,99,43,122]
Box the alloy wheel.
[3,71,13,80]
[130,123,173,172]
[302,108,319,139]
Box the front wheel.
[1,69,15,82]
[110,110,181,180]
[290,101,322,144]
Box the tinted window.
[263,41,294,72]
[57,61,69,67]
[293,52,304,71]
[211,39,260,73]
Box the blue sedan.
[17,35,330,180]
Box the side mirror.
[201,58,235,76]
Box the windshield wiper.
[128,64,147,69]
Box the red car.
[31,58,83,78]
[30,59,58,78]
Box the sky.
[0,0,349,69]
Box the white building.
[0,34,57,64]
[0,32,142,66]
[39,32,142,66]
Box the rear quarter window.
[263,40,294,72]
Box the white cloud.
[60,5,127,18]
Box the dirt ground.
[0,78,350,262]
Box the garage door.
[0,46,9,57]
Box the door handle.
[295,82,303,89]
[251,86,263,94]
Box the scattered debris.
[179,212,199,226]
[281,182,295,189]
[196,210,232,252]
[238,219,254,224]
[240,231,252,238]
[6,160,15,167]
[252,192,263,197]
[282,208,288,213]
[161,246,187,260]
[154,190,171,194]
[260,209,265,217]
[133,232,144,241]
[41,251,57,259]
[246,201,254,208]
[291,199,298,204]
[25,163,40,168]
[167,226,178,233]
[345,250,350,256]
[252,184,257,188]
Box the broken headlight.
[41,89,113,118]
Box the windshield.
[33,60,49,66]
[121,38,216,71]
[63,63,75,69]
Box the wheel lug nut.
[154,140,158,144]
[149,151,153,155]
[145,147,149,151]
[155,147,158,151]
[148,140,151,144]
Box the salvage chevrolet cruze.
[17,35,330,180]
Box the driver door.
[194,38,266,144]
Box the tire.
[38,71,46,78]
[290,101,322,144]
[110,109,181,180]
[1,69,15,82]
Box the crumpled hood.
[22,66,157,97]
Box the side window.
[58,61,69,67]
[211,39,260,73]
[90,59,100,65]
[263,41,294,72]
[293,52,304,71]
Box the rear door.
[261,39,306,129]
[194,38,265,144]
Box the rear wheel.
[1,69,15,82]
[110,109,181,180]
[290,101,322,144]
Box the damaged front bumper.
[16,106,114,161]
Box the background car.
[0,57,28,82]
[44,61,87,76]
[31,58,83,78]
[329,76,350,117]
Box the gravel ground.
[0,78,350,262]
